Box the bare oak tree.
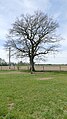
[5,11,61,72]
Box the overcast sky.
[0,0,67,64]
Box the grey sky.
[0,0,67,63]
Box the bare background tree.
[5,11,61,72]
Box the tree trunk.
[30,56,35,73]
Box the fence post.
[0,66,2,70]
[43,65,44,71]
[59,65,61,71]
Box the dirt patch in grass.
[37,77,53,80]
[8,103,14,110]
[0,71,28,74]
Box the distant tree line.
[0,58,16,66]
[0,58,8,66]
[0,58,28,66]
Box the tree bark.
[30,56,35,73]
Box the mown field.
[0,71,67,119]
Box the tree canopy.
[5,11,61,72]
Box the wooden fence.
[0,65,67,71]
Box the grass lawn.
[0,71,67,119]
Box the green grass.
[0,71,67,119]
